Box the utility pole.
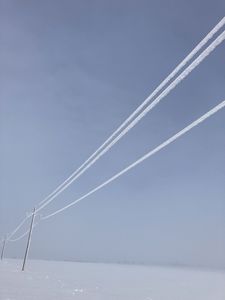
[1,235,7,260]
[22,207,36,271]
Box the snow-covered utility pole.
[22,208,36,271]
[1,235,7,260]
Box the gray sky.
[0,0,225,269]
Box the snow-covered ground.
[0,259,225,300]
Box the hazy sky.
[0,0,225,268]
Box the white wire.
[36,17,225,209]
[8,212,41,243]
[8,222,39,242]
[6,214,32,241]
[41,100,225,220]
[36,29,225,214]
[5,17,225,239]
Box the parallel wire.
[6,214,32,241]
[36,29,225,214]
[41,100,225,220]
[8,222,39,242]
[5,17,225,241]
[8,213,42,243]
[37,17,225,210]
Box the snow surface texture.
[0,259,225,300]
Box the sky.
[0,0,225,269]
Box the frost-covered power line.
[41,100,225,220]
[6,214,32,242]
[37,17,225,208]
[35,26,225,214]
[5,17,225,241]
[8,222,39,243]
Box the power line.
[37,17,225,208]
[6,214,32,241]
[5,17,225,241]
[8,222,39,243]
[35,28,225,215]
[41,100,225,220]
[8,214,41,243]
